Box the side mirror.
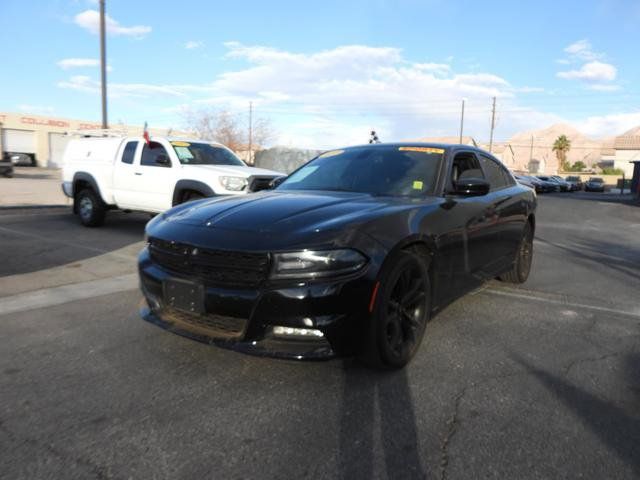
[453,177,490,196]
[269,176,287,189]
[156,154,170,166]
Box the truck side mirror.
[269,176,287,189]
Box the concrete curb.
[0,204,69,211]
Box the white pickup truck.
[62,135,283,226]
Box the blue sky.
[1,0,639,147]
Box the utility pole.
[248,101,253,164]
[458,99,465,144]
[99,0,108,129]
[529,135,534,162]
[489,96,496,153]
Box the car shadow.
[339,359,426,479]
[0,209,148,277]
[544,192,638,205]
[536,236,640,283]
[511,353,640,476]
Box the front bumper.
[61,181,73,198]
[138,247,376,360]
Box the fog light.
[272,326,324,338]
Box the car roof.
[334,142,491,155]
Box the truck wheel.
[182,191,205,203]
[75,188,106,227]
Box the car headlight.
[271,249,368,280]
[219,176,248,191]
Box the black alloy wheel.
[365,251,430,369]
[500,222,533,283]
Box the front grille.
[161,307,248,339]
[249,177,274,192]
[149,238,270,288]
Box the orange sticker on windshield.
[399,147,445,154]
[171,141,191,147]
[319,149,344,158]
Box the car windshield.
[170,141,246,166]
[566,176,579,181]
[277,145,444,196]
[590,177,604,182]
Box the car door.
[135,141,177,212]
[431,150,493,300]
[112,140,143,209]
[477,153,523,275]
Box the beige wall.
[0,112,186,167]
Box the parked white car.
[62,135,284,226]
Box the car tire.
[362,250,431,369]
[499,222,533,284]
[75,188,106,227]
[182,191,205,204]
[2,171,13,178]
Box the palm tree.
[553,135,571,171]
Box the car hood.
[159,190,439,236]
[180,164,283,178]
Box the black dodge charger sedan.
[139,143,536,368]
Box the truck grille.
[161,307,248,339]
[149,238,270,288]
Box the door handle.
[135,172,143,176]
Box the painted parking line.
[482,287,640,319]
[0,273,138,316]
[0,225,140,261]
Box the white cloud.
[57,75,188,98]
[57,57,112,71]
[557,61,617,82]
[414,62,451,75]
[55,42,635,145]
[184,40,203,49]
[17,104,55,115]
[576,112,640,137]
[586,83,621,92]
[563,39,603,61]
[74,10,151,38]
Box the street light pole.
[489,96,496,153]
[458,99,465,144]
[248,101,253,164]
[99,0,108,129]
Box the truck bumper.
[61,182,73,198]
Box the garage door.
[2,128,36,154]
[48,133,71,168]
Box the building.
[0,111,185,168]
[630,161,640,197]
[605,127,640,177]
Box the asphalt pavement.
[1,192,639,480]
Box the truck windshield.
[171,141,246,166]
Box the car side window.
[450,152,484,191]
[479,154,511,190]
[141,141,171,167]
[121,141,138,165]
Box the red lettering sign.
[20,117,70,128]
[78,123,103,130]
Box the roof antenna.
[369,130,380,144]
